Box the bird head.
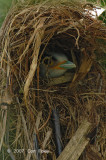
[40,52,76,78]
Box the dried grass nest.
[0,1,106,160]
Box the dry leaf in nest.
[70,52,94,88]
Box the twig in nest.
[57,120,91,160]
[24,19,45,106]
[52,108,63,157]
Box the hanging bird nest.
[0,1,106,160]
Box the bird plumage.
[39,52,76,78]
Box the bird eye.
[43,57,49,64]
[42,56,53,66]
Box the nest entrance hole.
[39,32,82,69]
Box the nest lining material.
[0,1,106,160]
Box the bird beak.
[59,61,76,69]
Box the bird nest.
[0,1,106,160]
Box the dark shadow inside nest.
[39,32,82,64]
[37,33,83,88]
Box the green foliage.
[0,0,13,27]
[99,10,106,23]
[87,0,106,6]
[95,39,106,69]
[100,0,106,7]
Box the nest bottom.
[0,62,105,160]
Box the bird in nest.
[39,52,76,78]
